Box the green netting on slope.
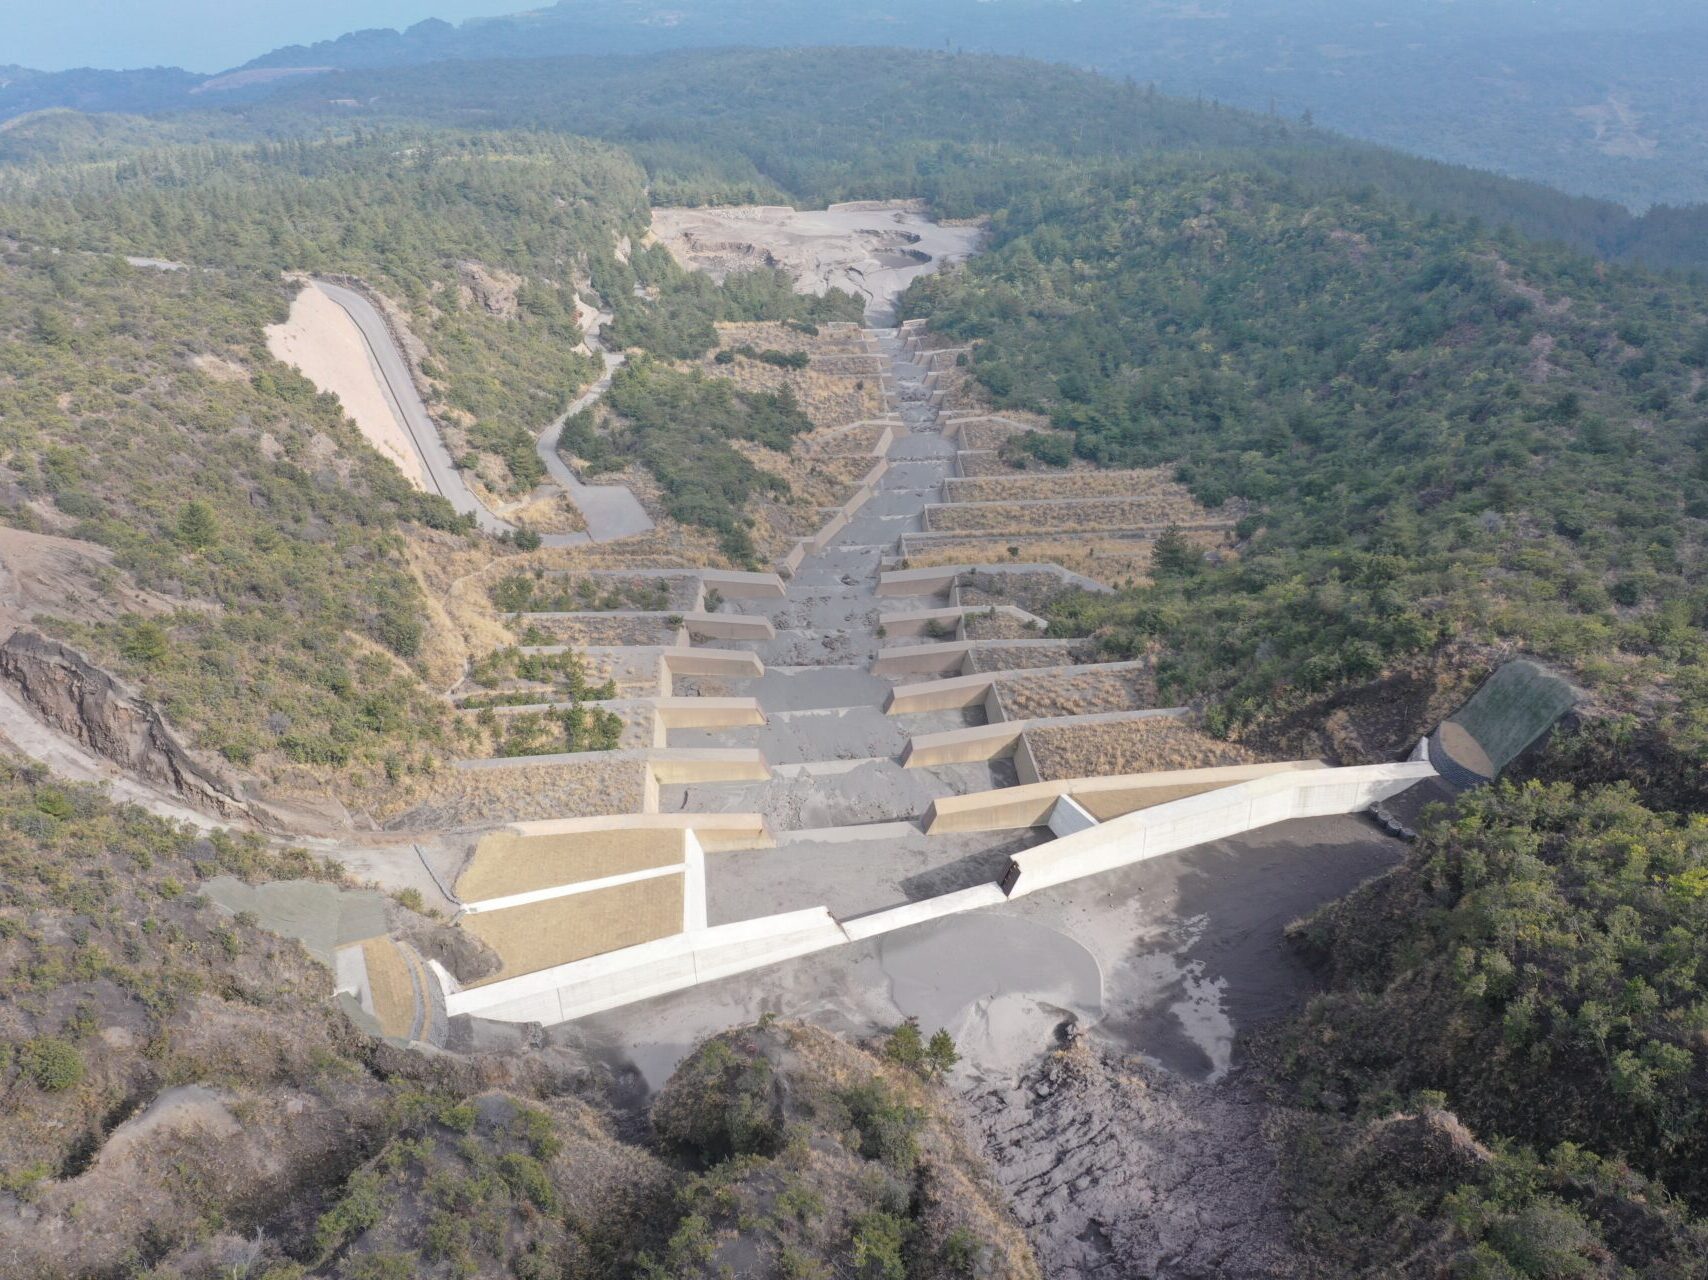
[1445,660,1581,775]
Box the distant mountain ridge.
[5,0,1708,209]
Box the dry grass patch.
[999,666,1157,719]
[902,533,1165,581]
[1027,717,1262,781]
[360,937,418,1037]
[954,419,1038,450]
[496,489,588,534]
[960,609,1043,640]
[956,570,1082,614]
[463,874,685,983]
[459,826,683,901]
[967,641,1087,673]
[801,419,893,456]
[927,495,1227,535]
[383,755,648,827]
[513,615,676,646]
[945,468,1183,503]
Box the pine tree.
[926,1030,960,1079]
[175,500,217,551]
[1151,524,1198,578]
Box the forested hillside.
[14,1,1708,209]
[0,131,649,491]
[0,242,458,797]
[239,48,1708,270]
[902,161,1708,796]
[7,48,1708,270]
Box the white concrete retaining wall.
[443,907,848,1024]
[444,760,1435,1027]
[841,884,1008,942]
[1003,762,1434,898]
[777,450,894,576]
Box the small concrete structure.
[1430,659,1581,785]
[513,610,775,643]
[648,697,766,747]
[697,569,789,600]
[922,762,1325,832]
[641,749,771,812]
[877,603,1046,641]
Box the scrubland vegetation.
[0,244,453,784]
[1267,781,1708,1273]
[561,359,815,564]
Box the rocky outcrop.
[0,629,256,822]
[456,259,524,317]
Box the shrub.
[651,1038,783,1166]
[497,1152,558,1212]
[19,1037,84,1091]
[839,1080,921,1172]
[174,500,217,550]
[849,1211,909,1280]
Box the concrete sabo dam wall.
[438,760,1435,1026]
[1002,762,1432,897]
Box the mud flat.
[650,201,983,321]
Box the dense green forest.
[12,2,1708,209]
[6,48,1708,270]
[238,49,1708,272]
[1269,781,1708,1273]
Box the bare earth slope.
[651,201,983,324]
[265,282,429,489]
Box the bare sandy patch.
[650,202,982,320]
[265,284,428,489]
[0,526,194,631]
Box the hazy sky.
[4,0,523,72]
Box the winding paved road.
[312,281,515,535]
[314,281,650,545]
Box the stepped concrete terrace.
[656,327,1016,828]
[434,325,1436,1091]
